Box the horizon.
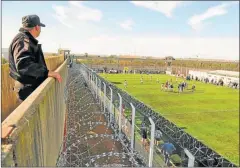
[2,47,239,63]
[2,1,239,61]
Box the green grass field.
[100,73,239,166]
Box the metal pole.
[95,76,98,99]
[91,73,94,90]
[93,74,95,95]
[90,71,92,87]
[94,74,96,96]
[93,73,94,91]
[184,148,195,167]
[91,70,94,89]
[90,70,91,82]
[130,103,135,152]
[109,87,113,124]
[99,78,101,104]
[88,71,91,84]
[117,93,122,137]
[97,78,100,103]
[148,117,155,167]
[90,71,92,85]
[103,82,106,114]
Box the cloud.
[188,2,237,31]
[52,1,103,28]
[118,19,134,30]
[131,1,183,18]
[52,5,73,28]
[2,1,238,61]
[2,18,21,48]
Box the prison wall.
[1,59,68,167]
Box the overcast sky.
[2,1,239,60]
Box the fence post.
[109,87,113,124]
[148,117,155,167]
[99,79,101,105]
[103,82,106,114]
[93,74,96,96]
[91,73,94,90]
[90,70,93,87]
[91,70,93,89]
[93,74,96,97]
[97,78,100,103]
[130,103,135,153]
[90,70,91,83]
[184,148,195,167]
[88,71,91,84]
[117,93,122,137]
[95,76,98,99]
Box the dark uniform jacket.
[8,28,49,100]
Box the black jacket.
[8,28,49,89]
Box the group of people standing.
[161,80,174,92]
[140,119,176,165]
[187,75,239,89]
[228,81,239,89]
[161,79,196,93]
[122,75,200,95]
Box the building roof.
[164,56,175,60]
[208,70,239,78]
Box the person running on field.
[165,81,169,90]
[161,83,164,91]
[169,83,174,92]
[124,80,127,88]
[192,84,196,92]
[181,81,185,91]
[178,83,182,93]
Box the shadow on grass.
[163,90,205,94]
[111,82,122,84]
[179,126,187,130]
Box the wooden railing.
[1,55,64,122]
[1,59,68,166]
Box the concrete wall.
[83,64,197,75]
[189,70,239,85]
[1,60,68,167]
[1,55,64,122]
[189,70,208,78]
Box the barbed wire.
[56,63,145,167]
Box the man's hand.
[48,71,62,83]
[2,125,16,139]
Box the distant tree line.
[78,57,239,71]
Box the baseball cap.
[22,15,46,28]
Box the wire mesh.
[56,63,146,167]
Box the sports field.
[100,73,239,165]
